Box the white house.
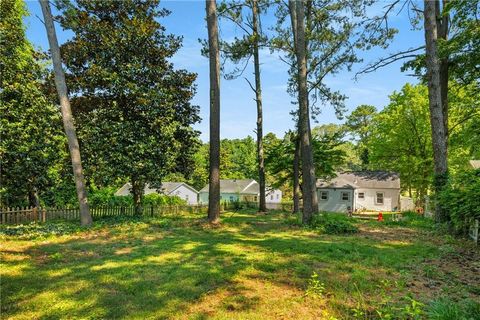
[115,182,199,205]
[470,160,480,169]
[198,179,282,208]
[316,171,400,212]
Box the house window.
[376,192,384,205]
[358,192,365,200]
[341,192,349,201]
[254,196,258,202]
[185,195,189,200]
[276,194,279,199]
[230,196,234,201]
[271,195,274,200]
[320,191,328,201]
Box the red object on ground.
[377,212,383,221]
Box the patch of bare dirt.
[406,244,480,301]
[358,225,419,242]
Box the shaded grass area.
[1,210,479,319]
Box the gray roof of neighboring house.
[115,182,198,196]
[470,160,480,169]
[316,171,400,189]
[199,179,259,195]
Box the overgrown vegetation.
[439,168,480,234]
[311,212,359,234]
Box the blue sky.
[24,0,423,141]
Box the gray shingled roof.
[115,182,197,196]
[470,160,480,169]
[199,179,259,194]
[316,171,400,189]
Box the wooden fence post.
[33,207,38,222]
[42,208,46,223]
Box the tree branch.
[355,46,425,77]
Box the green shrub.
[311,213,358,234]
[143,193,186,206]
[88,188,186,207]
[438,169,480,233]
[89,187,133,207]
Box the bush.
[438,169,480,233]
[311,213,358,235]
[88,188,186,207]
[143,193,186,206]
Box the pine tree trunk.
[293,135,301,214]
[437,0,449,138]
[289,0,318,224]
[206,0,221,223]
[250,0,266,213]
[424,0,449,222]
[39,0,92,226]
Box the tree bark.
[293,134,301,214]
[131,178,144,215]
[424,0,449,222]
[437,0,449,138]
[206,0,221,223]
[249,0,267,213]
[28,187,40,208]
[39,0,92,226]
[289,0,318,224]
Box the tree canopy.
[56,0,201,212]
[0,0,65,207]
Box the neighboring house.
[316,171,400,212]
[470,160,480,169]
[115,182,199,205]
[198,179,282,206]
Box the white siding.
[317,188,354,213]
[172,185,198,205]
[353,188,399,211]
[266,189,282,204]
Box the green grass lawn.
[1,210,479,319]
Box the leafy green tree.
[189,137,258,190]
[56,0,201,214]
[366,82,479,204]
[221,137,257,179]
[0,0,65,207]
[367,84,433,203]
[444,0,480,86]
[265,126,347,205]
[358,0,479,222]
[345,105,377,169]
